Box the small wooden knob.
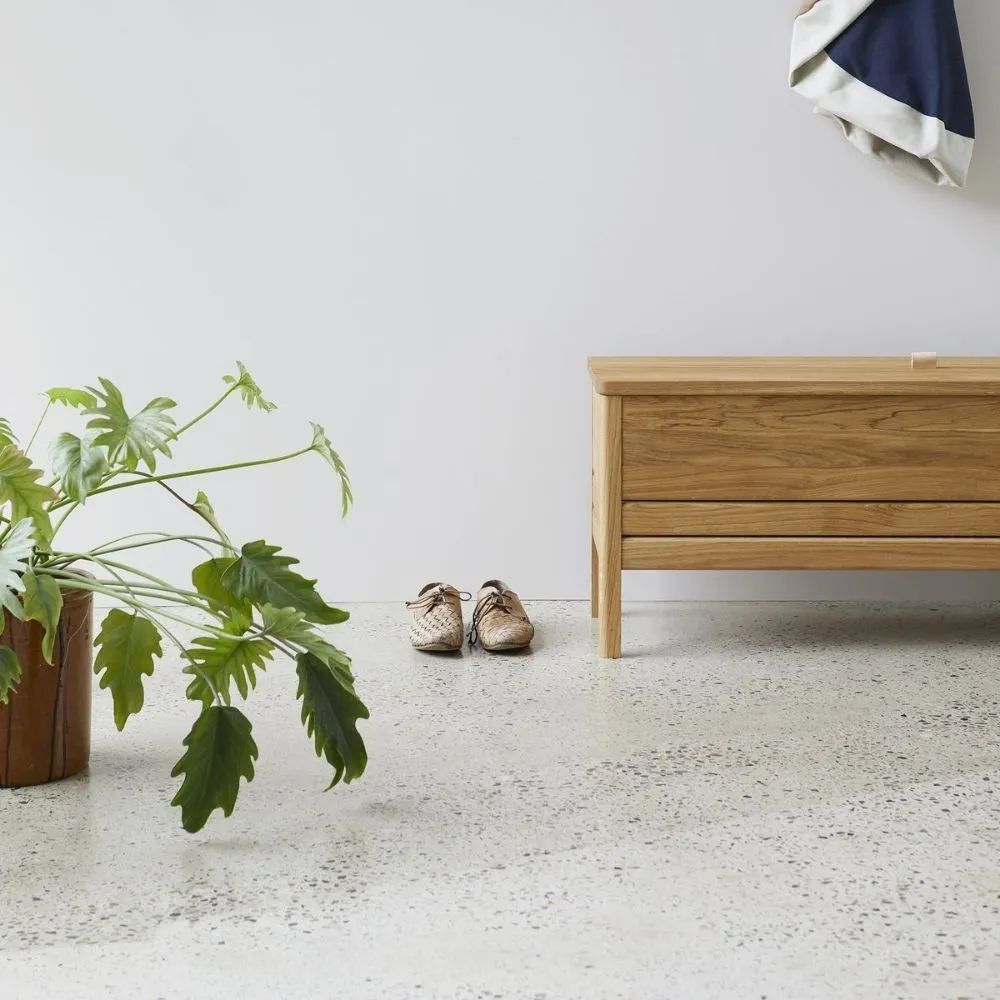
[911,352,938,370]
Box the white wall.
[2,2,1000,603]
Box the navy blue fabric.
[826,0,974,139]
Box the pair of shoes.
[407,580,534,653]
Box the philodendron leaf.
[183,633,273,708]
[0,418,16,448]
[222,540,347,625]
[46,387,97,409]
[0,647,21,704]
[191,558,252,631]
[85,378,176,473]
[296,651,369,788]
[192,491,234,551]
[170,705,258,833]
[261,605,354,684]
[223,361,276,413]
[0,519,36,622]
[21,571,63,664]
[50,432,109,504]
[310,423,352,518]
[0,445,56,545]
[94,609,163,731]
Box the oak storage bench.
[589,356,1000,658]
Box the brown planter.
[0,586,93,787]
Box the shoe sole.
[481,642,532,652]
[413,642,463,653]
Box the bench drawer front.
[622,395,1000,501]
[621,537,1000,571]
[622,502,1000,537]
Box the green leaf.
[45,387,98,409]
[261,605,353,683]
[223,361,276,413]
[261,598,349,634]
[0,418,16,448]
[93,609,163,731]
[50,432,109,504]
[222,540,344,624]
[191,557,252,631]
[85,378,176,473]
[0,518,36,622]
[192,490,233,550]
[0,445,56,545]
[310,423,352,518]
[183,633,273,708]
[296,651,369,788]
[0,647,21,704]
[21,571,63,664]
[170,705,259,833]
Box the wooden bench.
[590,356,1000,658]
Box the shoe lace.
[468,590,522,648]
[406,586,470,615]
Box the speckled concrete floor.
[2,602,1000,999]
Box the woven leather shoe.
[407,583,468,652]
[468,580,534,652]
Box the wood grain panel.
[621,537,1000,571]
[622,395,1000,501]
[624,394,1000,432]
[590,357,1000,396]
[622,503,1000,537]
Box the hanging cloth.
[790,0,975,187]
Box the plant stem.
[268,637,300,660]
[87,532,224,558]
[44,553,188,598]
[95,555,188,593]
[46,553,189,596]
[25,401,51,455]
[173,385,238,438]
[72,578,211,604]
[46,555,240,636]
[49,502,79,542]
[48,446,312,511]
[150,477,228,545]
[41,570,226,633]
[145,614,223,707]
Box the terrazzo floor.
[2,601,1000,999]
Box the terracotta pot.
[0,586,93,787]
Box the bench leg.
[591,536,599,618]
[597,540,621,658]
[593,389,622,658]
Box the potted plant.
[0,363,368,832]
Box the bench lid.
[588,357,1000,395]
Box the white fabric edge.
[792,53,973,187]
[789,0,878,85]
